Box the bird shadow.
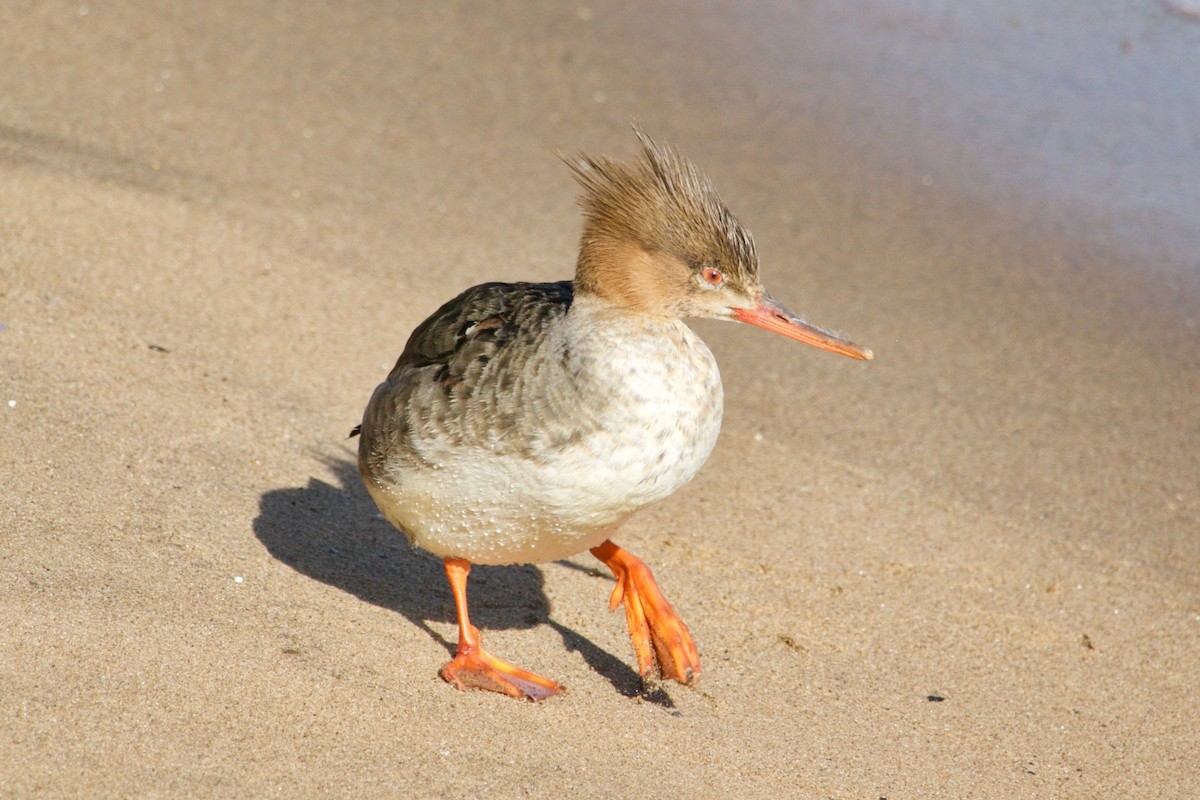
[252,455,664,702]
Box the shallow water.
[734,1,1200,275]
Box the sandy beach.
[3,2,1198,797]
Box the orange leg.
[590,540,700,685]
[438,558,563,702]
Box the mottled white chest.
[369,299,724,564]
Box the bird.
[352,128,871,701]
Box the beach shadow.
[252,456,652,699]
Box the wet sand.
[3,2,1197,797]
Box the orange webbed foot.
[590,540,700,685]
[439,625,563,702]
[440,558,563,702]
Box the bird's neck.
[573,236,690,317]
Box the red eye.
[702,268,724,286]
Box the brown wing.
[389,281,574,388]
[355,281,576,466]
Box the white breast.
[367,298,724,565]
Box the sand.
[3,2,1198,797]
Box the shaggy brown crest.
[566,129,760,303]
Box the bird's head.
[567,128,872,361]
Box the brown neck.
[574,237,690,316]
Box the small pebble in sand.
[7,400,14,408]
[234,576,244,584]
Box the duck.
[352,128,872,700]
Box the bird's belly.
[369,334,723,565]
[367,451,619,565]
[373,413,721,565]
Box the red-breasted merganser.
[353,129,872,700]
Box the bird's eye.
[701,268,725,287]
